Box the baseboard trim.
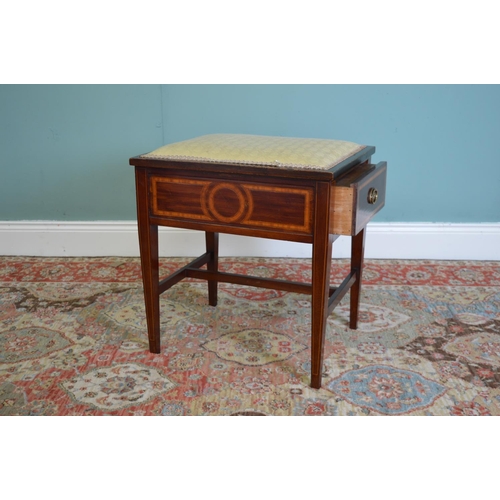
[0,221,499,260]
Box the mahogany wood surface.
[131,151,386,389]
[310,181,334,389]
[151,175,314,236]
[349,227,366,329]
[205,232,219,306]
[135,168,161,353]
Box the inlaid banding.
[151,176,313,235]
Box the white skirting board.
[0,221,499,261]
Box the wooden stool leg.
[349,227,366,329]
[136,169,161,353]
[206,231,219,306]
[310,183,333,389]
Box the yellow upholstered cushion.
[141,134,364,171]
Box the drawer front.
[150,175,314,235]
[354,162,387,234]
[330,162,387,235]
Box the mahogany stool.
[130,134,386,388]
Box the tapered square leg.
[135,168,161,353]
[205,231,219,306]
[310,182,333,389]
[349,227,366,330]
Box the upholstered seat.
[141,133,365,171]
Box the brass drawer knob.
[367,187,378,204]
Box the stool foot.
[310,375,322,390]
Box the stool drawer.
[330,162,387,235]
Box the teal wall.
[1,84,499,222]
[0,85,162,220]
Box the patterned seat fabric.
[142,134,365,171]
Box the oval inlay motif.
[203,183,249,223]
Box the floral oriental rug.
[1,257,499,416]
